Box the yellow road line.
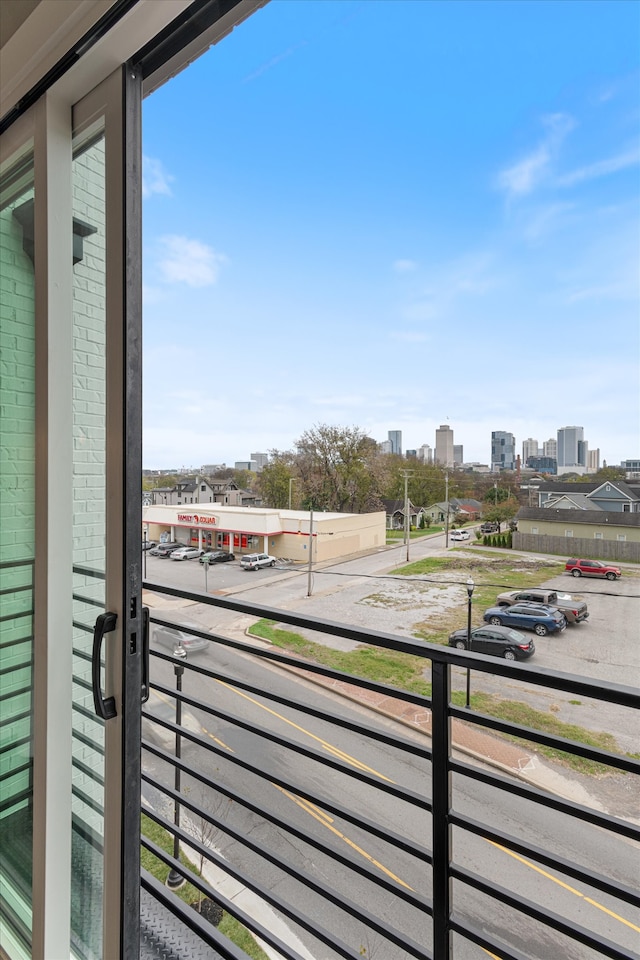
[278,787,413,890]
[206,730,233,752]
[487,841,640,934]
[215,678,393,781]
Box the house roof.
[516,506,640,527]
[381,499,418,514]
[545,494,603,511]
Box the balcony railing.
[140,580,640,960]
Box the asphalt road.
[142,640,640,960]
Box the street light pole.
[445,471,450,548]
[143,529,147,579]
[465,577,474,709]
[399,470,413,563]
[203,555,209,593]
[166,644,187,889]
[288,477,295,510]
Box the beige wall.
[517,517,640,543]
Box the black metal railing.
[140,580,640,960]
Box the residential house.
[381,498,422,530]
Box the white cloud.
[393,259,418,273]
[497,113,575,199]
[557,146,640,187]
[157,235,228,287]
[142,155,173,198]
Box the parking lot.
[142,545,640,753]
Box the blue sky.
[142,0,639,470]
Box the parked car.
[151,622,209,654]
[149,541,182,557]
[170,545,204,561]
[448,625,535,661]
[450,530,471,541]
[142,540,156,551]
[199,550,235,564]
[565,558,621,580]
[480,522,499,534]
[495,589,589,624]
[142,690,203,752]
[483,603,566,637]
[240,552,276,570]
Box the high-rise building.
[418,444,433,463]
[491,431,516,471]
[557,426,584,467]
[251,452,269,471]
[379,440,392,455]
[522,438,539,464]
[388,430,402,456]
[435,424,454,467]
[543,438,557,459]
[577,439,589,468]
[453,445,463,465]
[588,449,601,472]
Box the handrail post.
[431,659,452,960]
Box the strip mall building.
[143,504,387,563]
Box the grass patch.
[250,619,430,695]
[386,526,444,542]
[249,621,624,775]
[141,813,269,960]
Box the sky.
[141,0,640,470]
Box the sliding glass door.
[0,65,143,960]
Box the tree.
[294,424,381,513]
[481,496,519,532]
[484,486,510,505]
[258,452,298,508]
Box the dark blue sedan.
[483,602,566,637]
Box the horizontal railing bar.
[0,760,31,786]
[72,647,93,664]
[73,564,105,580]
[141,768,431,910]
[0,583,32,596]
[0,685,32,704]
[144,581,640,707]
[0,707,31,725]
[72,701,102,724]
[452,864,640,960]
[72,592,105,609]
[0,634,33,651]
[73,675,93,693]
[72,620,95,635]
[150,650,431,760]
[0,610,33,626]
[450,708,640,774]
[73,727,104,756]
[72,756,105,788]
[141,864,314,960]
[148,680,430,810]
[141,736,430,859]
[448,913,537,960]
[451,758,640,842]
[0,558,34,570]
[0,788,31,816]
[143,805,432,960]
[0,735,30,757]
[0,660,32,678]
[72,784,104,818]
[451,812,640,908]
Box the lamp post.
[288,477,295,510]
[465,577,474,709]
[202,555,209,593]
[143,529,147,579]
[166,643,187,889]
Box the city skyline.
[142,1,639,470]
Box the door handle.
[141,606,150,704]
[92,611,117,720]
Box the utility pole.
[445,471,450,548]
[399,470,414,562]
[288,477,295,510]
[307,508,314,597]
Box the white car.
[240,552,276,570]
[450,530,471,541]
[170,545,204,561]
